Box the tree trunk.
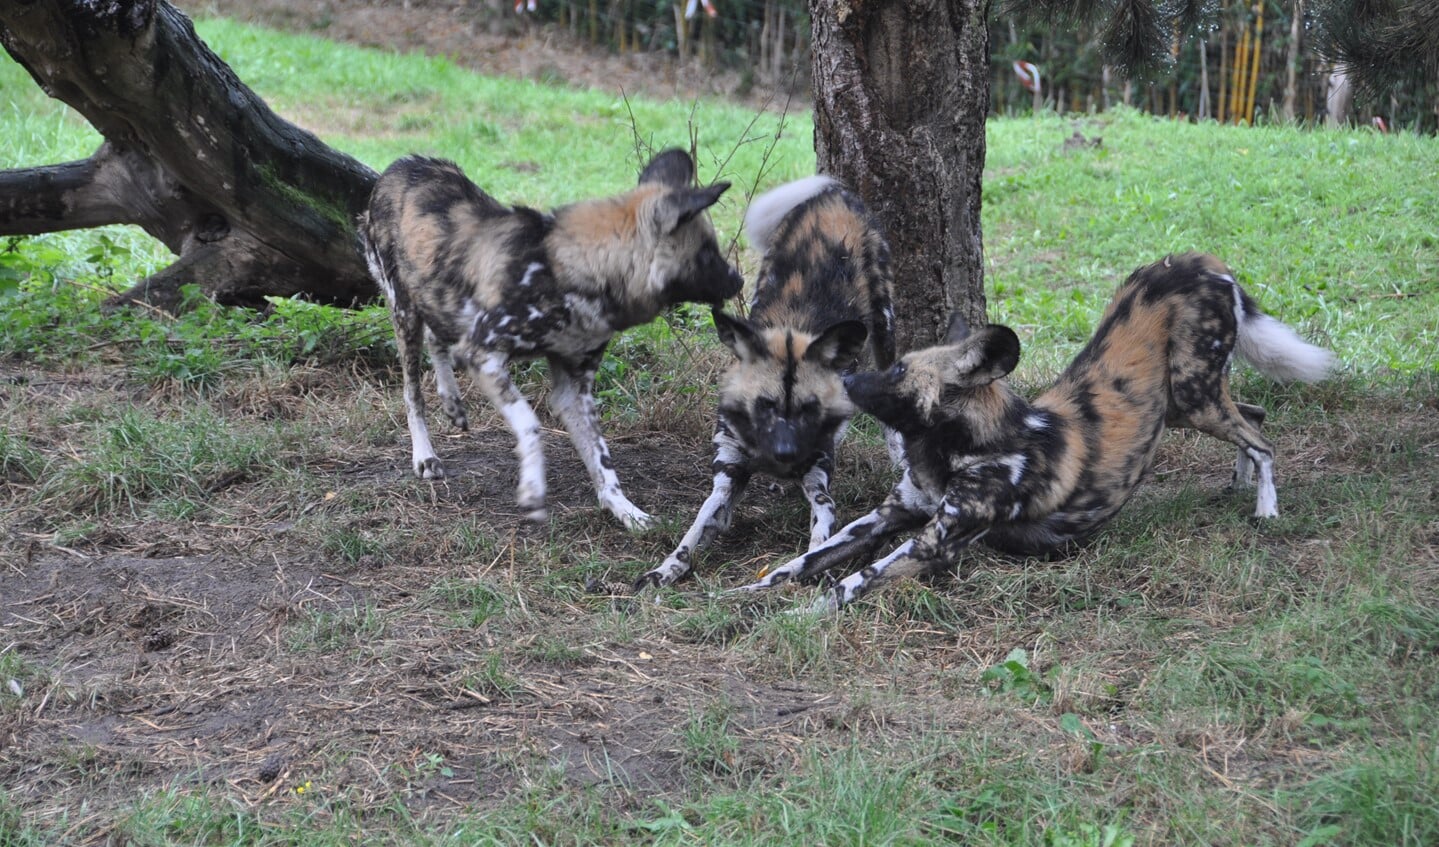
[0,0,378,312]
[809,0,989,353]
[1282,0,1302,122]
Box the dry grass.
[4,351,1437,843]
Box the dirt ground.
[187,0,797,110]
[0,6,846,832]
[0,356,909,816]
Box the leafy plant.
[981,648,1054,705]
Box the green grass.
[2,13,1438,847]
[984,110,1439,380]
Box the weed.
[430,577,507,628]
[461,653,524,701]
[678,700,743,779]
[520,635,586,665]
[981,648,1054,706]
[285,604,387,654]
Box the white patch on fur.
[518,261,544,287]
[836,540,916,604]
[548,367,652,530]
[472,353,547,517]
[1250,449,1278,517]
[802,464,837,549]
[362,237,396,304]
[996,453,1027,485]
[895,471,940,513]
[1231,282,1334,382]
[1025,413,1048,431]
[743,175,839,254]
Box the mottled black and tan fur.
[637,175,898,587]
[360,150,742,529]
[741,253,1333,606]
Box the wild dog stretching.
[740,252,1334,606]
[360,149,742,529]
[635,175,898,588]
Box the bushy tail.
[743,175,838,254]
[1235,300,1334,383]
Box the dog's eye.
[755,398,778,415]
[890,363,907,379]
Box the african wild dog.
[360,149,743,529]
[739,252,1334,607]
[635,175,898,588]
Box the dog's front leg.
[801,452,838,549]
[735,491,928,592]
[548,358,653,531]
[637,429,751,588]
[827,486,1002,607]
[468,350,548,521]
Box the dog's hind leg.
[425,328,468,431]
[1229,402,1266,488]
[468,350,548,521]
[548,357,653,531]
[1172,385,1278,518]
[638,428,751,588]
[387,290,444,479]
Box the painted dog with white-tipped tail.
[635,175,898,587]
[740,253,1334,607]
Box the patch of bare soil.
[184,0,799,110]
[0,359,952,829]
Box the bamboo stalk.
[1244,1,1265,125]
[1218,12,1230,123]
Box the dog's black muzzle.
[768,419,800,464]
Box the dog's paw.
[622,510,655,532]
[440,397,469,431]
[519,499,549,523]
[634,559,686,590]
[414,457,445,479]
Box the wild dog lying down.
[635,175,898,588]
[740,253,1334,606]
[360,150,743,529]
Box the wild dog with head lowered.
[361,149,743,529]
[636,175,898,587]
[740,252,1334,606]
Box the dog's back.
[996,252,1330,550]
[364,155,554,348]
[744,179,896,370]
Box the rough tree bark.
[0,0,378,311]
[810,0,990,352]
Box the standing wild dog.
[635,175,898,588]
[740,252,1334,606]
[360,149,743,529]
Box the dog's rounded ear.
[970,325,1021,383]
[676,182,730,227]
[652,183,729,235]
[712,309,767,363]
[638,149,696,188]
[806,320,869,371]
[941,312,972,345]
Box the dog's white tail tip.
[1237,313,1335,383]
[743,175,839,254]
